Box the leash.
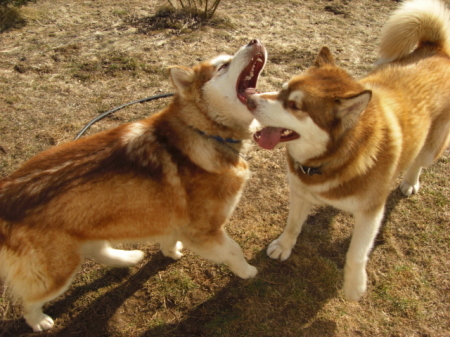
[74,93,174,140]
[74,92,251,161]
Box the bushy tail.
[377,0,450,64]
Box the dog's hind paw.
[400,180,420,196]
[267,239,293,261]
[162,241,184,260]
[28,314,54,332]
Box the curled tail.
[378,0,450,64]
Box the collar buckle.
[299,164,322,176]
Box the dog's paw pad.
[267,240,291,261]
[400,180,420,196]
[30,315,54,332]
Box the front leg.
[160,239,184,260]
[267,187,314,261]
[189,229,257,279]
[344,206,385,301]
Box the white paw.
[400,180,420,197]
[162,241,184,260]
[267,238,293,261]
[29,314,54,332]
[343,265,367,301]
[236,265,258,279]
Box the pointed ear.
[314,46,335,68]
[336,90,372,130]
[169,66,194,93]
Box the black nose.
[247,39,260,46]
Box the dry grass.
[0,0,449,336]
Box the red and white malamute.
[248,0,450,301]
[0,40,266,331]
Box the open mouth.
[253,127,300,150]
[237,52,266,104]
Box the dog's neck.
[193,128,252,161]
[194,129,242,144]
[297,163,322,176]
[287,153,323,176]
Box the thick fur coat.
[248,0,450,301]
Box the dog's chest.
[181,165,249,226]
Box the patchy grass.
[0,0,449,336]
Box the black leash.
[74,93,174,140]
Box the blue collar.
[194,128,251,161]
[195,129,242,144]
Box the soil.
[0,0,449,336]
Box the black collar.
[298,164,322,176]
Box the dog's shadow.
[0,254,173,337]
[0,189,406,337]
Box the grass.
[0,0,449,336]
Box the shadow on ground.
[0,189,406,337]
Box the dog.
[0,39,267,332]
[247,0,450,301]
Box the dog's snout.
[247,39,260,47]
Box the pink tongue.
[256,127,283,150]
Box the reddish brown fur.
[0,99,248,246]
[249,0,450,303]
[282,44,450,208]
[0,41,264,330]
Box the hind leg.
[401,119,450,196]
[22,264,79,332]
[82,241,144,267]
[2,238,81,331]
[23,301,55,332]
[188,229,257,279]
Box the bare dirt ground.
[0,0,449,336]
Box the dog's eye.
[218,62,229,72]
[288,101,299,110]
